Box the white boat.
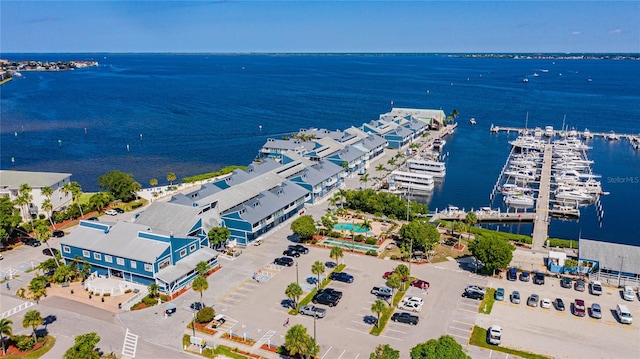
[534,127,543,138]
[501,184,533,195]
[509,136,545,150]
[544,126,554,137]
[522,78,529,83]
[552,162,591,171]
[582,128,594,139]
[607,131,620,141]
[432,138,446,151]
[504,194,535,207]
[406,158,446,178]
[541,69,549,73]
[556,179,602,195]
[470,118,476,125]
[510,158,537,167]
[533,72,539,77]
[391,170,434,192]
[568,128,578,138]
[555,190,593,202]
[504,169,537,182]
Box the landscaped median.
[369,289,406,336]
[182,335,265,359]
[478,287,496,314]
[469,326,552,359]
[289,263,346,315]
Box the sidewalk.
[184,328,284,359]
[45,281,136,313]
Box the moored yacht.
[504,194,535,207]
[555,190,593,202]
[582,128,594,139]
[391,170,435,193]
[544,126,554,137]
[504,169,537,182]
[432,138,446,151]
[607,130,620,141]
[406,158,446,178]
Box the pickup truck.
[299,304,326,318]
[211,314,226,328]
[391,312,419,325]
[371,286,392,297]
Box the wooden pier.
[490,125,636,141]
[431,211,535,223]
[531,144,553,250]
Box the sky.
[1,1,638,53]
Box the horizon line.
[2,52,639,55]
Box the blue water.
[333,223,370,233]
[2,54,639,245]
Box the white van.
[616,304,633,324]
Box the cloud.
[571,31,581,35]
[609,29,622,34]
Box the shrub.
[131,201,144,209]
[142,296,158,306]
[365,237,377,245]
[354,235,364,242]
[15,335,35,351]
[103,293,111,297]
[366,250,377,256]
[390,255,398,260]
[196,306,216,323]
[124,289,132,294]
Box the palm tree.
[451,109,459,122]
[285,324,311,359]
[285,282,303,310]
[465,211,478,240]
[148,283,160,298]
[371,299,386,328]
[41,186,54,225]
[337,189,347,209]
[15,183,33,225]
[27,277,47,303]
[195,261,209,276]
[22,309,42,342]
[34,224,59,267]
[395,264,410,290]
[311,260,325,288]
[0,318,13,356]
[385,273,401,303]
[359,173,370,189]
[387,158,396,167]
[192,275,208,307]
[329,246,344,265]
[63,182,84,218]
[149,178,158,188]
[88,192,111,213]
[166,172,176,186]
[375,164,386,178]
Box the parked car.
[410,279,430,289]
[403,296,424,306]
[211,314,226,328]
[299,304,326,318]
[573,299,586,317]
[190,302,205,311]
[253,239,263,246]
[510,291,521,304]
[574,279,586,292]
[22,238,41,247]
[383,270,407,281]
[282,248,300,257]
[288,244,309,254]
[527,294,539,307]
[589,303,602,319]
[105,209,118,216]
[42,248,59,256]
[495,288,505,301]
[52,230,65,238]
[274,257,294,267]
[465,285,486,295]
[589,281,603,296]
[554,298,566,311]
[560,277,572,288]
[114,208,125,214]
[317,288,342,299]
[508,267,517,281]
[329,272,354,283]
[390,312,419,325]
[398,301,422,312]
[165,307,177,315]
[533,272,545,285]
[487,325,502,345]
[541,298,552,309]
[312,292,340,307]
[371,286,392,297]
[519,271,530,282]
[462,290,484,300]
[87,217,99,221]
[622,286,635,301]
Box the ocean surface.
[2,54,639,245]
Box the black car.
[282,248,300,258]
[274,257,294,267]
[42,248,59,256]
[519,271,530,282]
[190,302,205,311]
[574,279,586,292]
[554,298,566,311]
[533,272,545,285]
[329,272,354,283]
[462,290,485,300]
[288,244,309,254]
[317,288,343,299]
[312,292,340,307]
[391,312,419,325]
[165,307,177,315]
[22,238,41,247]
[560,277,572,288]
[52,230,65,238]
[87,217,99,221]
[114,208,125,214]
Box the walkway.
[531,144,552,250]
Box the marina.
[490,124,639,142]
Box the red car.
[410,279,430,289]
[573,299,586,317]
[383,270,408,281]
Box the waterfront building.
[289,160,344,203]
[381,108,447,130]
[326,146,368,176]
[0,170,73,221]
[577,238,640,287]
[59,219,218,296]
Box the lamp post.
[406,189,413,276]
[295,261,299,285]
[192,310,196,338]
[313,313,317,343]
[618,256,625,287]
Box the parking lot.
[476,273,639,359]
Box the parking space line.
[446,332,469,340]
[321,346,333,359]
[345,327,370,336]
[377,333,403,341]
[351,320,372,327]
[449,326,471,332]
[354,353,360,359]
[337,350,346,359]
[451,320,474,326]
[384,328,407,334]
[457,308,478,314]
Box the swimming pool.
[333,223,370,233]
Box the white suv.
[622,286,635,301]
[590,281,603,296]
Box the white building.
[0,170,73,221]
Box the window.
[63,246,70,254]
[94,253,101,261]
[116,258,125,266]
[130,261,137,269]
[190,244,196,252]
[105,255,112,263]
[180,249,187,258]
[144,263,152,272]
[82,250,90,258]
[158,258,170,270]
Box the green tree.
[14,183,33,226]
[329,246,344,265]
[399,220,440,253]
[27,277,47,304]
[62,181,84,218]
[148,283,160,298]
[166,172,177,186]
[149,178,158,187]
[359,173,370,189]
[41,186,54,225]
[0,196,22,244]
[192,275,209,307]
[311,260,325,288]
[285,324,319,359]
[370,299,387,328]
[321,213,336,235]
[385,273,401,301]
[464,211,478,240]
[469,235,515,275]
[63,332,101,359]
[88,192,112,213]
[0,318,13,356]
[97,171,141,202]
[387,158,396,167]
[395,263,410,289]
[370,344,400,359]
[285,282,303,310]
[290,215,316,241]
[564,259,578,271]
[375,164,387,178]
[207,226,230,249]
[410,335,470,359]
[34,224,59,267]
[195,261,209,276]
[22,309,42,342]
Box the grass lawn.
[6,335,56,359]
[469,326,552,359]
[478,288,496,314]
